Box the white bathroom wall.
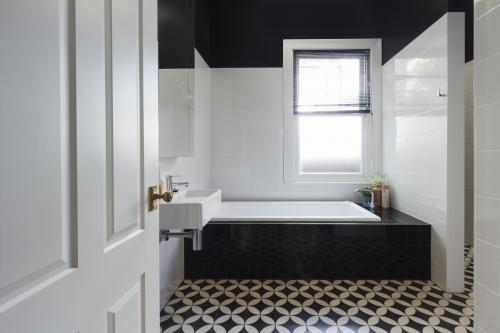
[158,50,211,307]
[464,61,474,246]
[474,0,500,331]
[210,68,372,201]
[158,68,194,157]
[382,13,465,291]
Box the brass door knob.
[148,186,173,211]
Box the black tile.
[163,248,473,333]
[186,221,431,280]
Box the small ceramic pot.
[373,186,382,206]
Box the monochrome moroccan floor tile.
[161,246,474,333]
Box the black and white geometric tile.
[161,246,474,333]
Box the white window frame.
[283,39,382,183]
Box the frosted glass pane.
[298,116,362,174]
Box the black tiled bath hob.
[184,207,431,280]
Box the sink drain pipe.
[160,229,203,251]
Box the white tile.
[159,51,211,306]
[425,131,447,154]
[446,265,465,292]
[476,326,487,333]
[476,240,500,293]
[475,6,500,60]
[475,0,500,19]
[211,67,368,200]
[476,283,500,333]
[431,262,446,289]
[475,3,500,331]
[476,103,500,150]
[464,185,474,244]
[447,12,465,37]
[159,238,184,307]
[476,53,500,106]
[431,223,447,265]
[420,154,447,175]
[476,151,500,198]
[429,175,447,198]
[476,195,500,246]
[383,13,465,292]
[447,211,465,244]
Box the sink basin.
[159,189,221,230]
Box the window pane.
[298,115,362,174]
[294,50,370,114]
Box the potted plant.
[355,187,375,208]
[370,174,388,207]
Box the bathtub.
[211,200,381,222]
[187,200,431,280]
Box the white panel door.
[0,0,160,332]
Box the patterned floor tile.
[161,246,474,333]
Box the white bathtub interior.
[211,201,381,222]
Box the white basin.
[159,189,221,230]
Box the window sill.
[283,179,371,185]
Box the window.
[293,50,371,115]
[283,40,381,183]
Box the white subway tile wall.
[474,0,500,331]
[159,51,212,307]
[210,68,372,201]
[383,13,465,291]
[464,61,474,246]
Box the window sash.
[293,49,371,115]
[298,114,364,175]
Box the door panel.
[108,279,144,333]
[0,0,76,304]
[106,0,143,241]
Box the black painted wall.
[158,0,194,68]
[158,0,211,68]
[195,0,211,63]
[209,0,382,68]
[464,0,474,62]
[159,0,473,68]
[381,0,472,64]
